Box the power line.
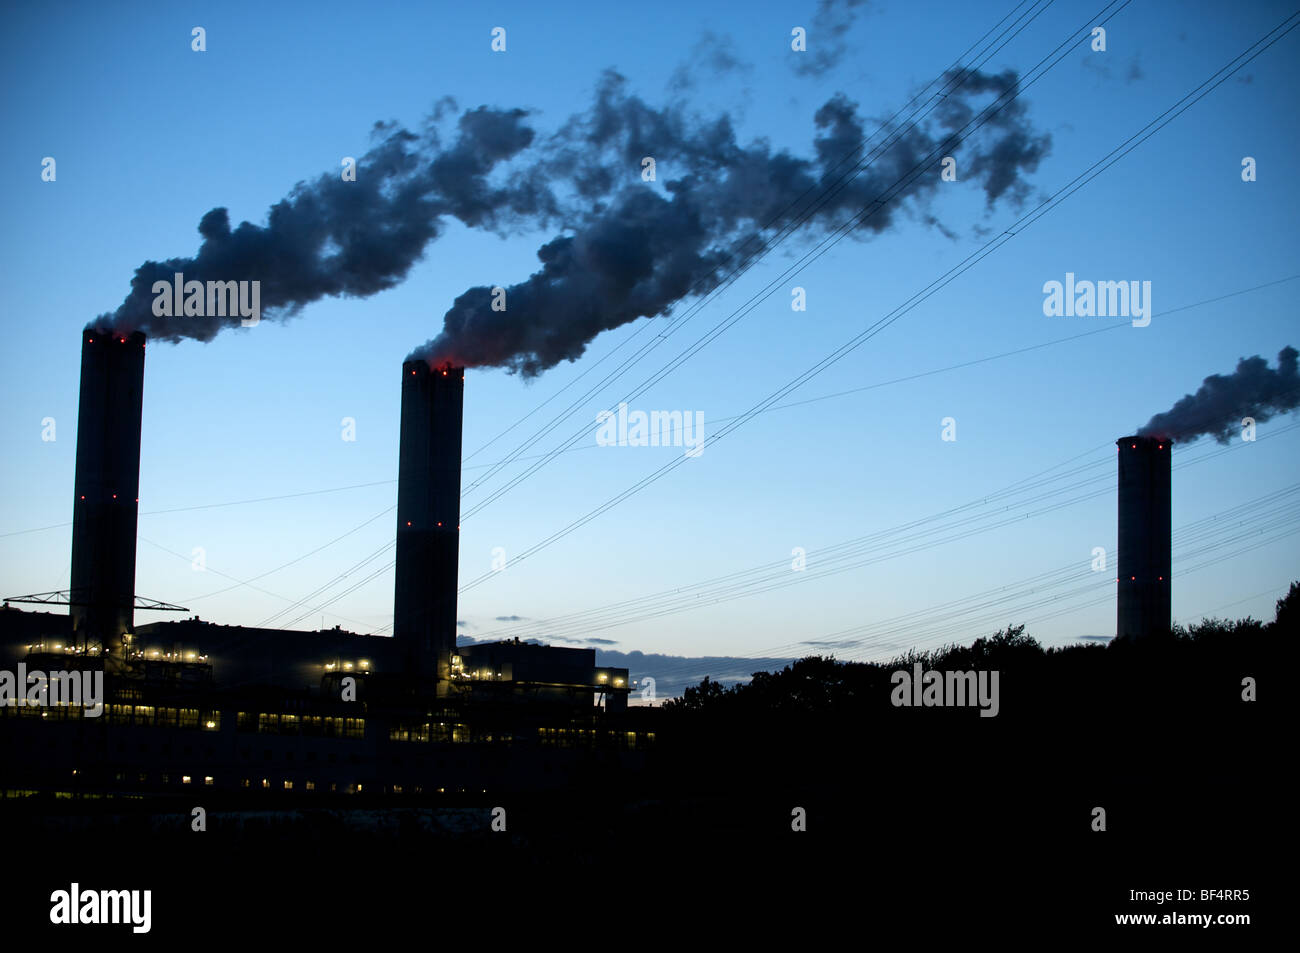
[629,486,1300,679]
[280,7,1296,629]
[452,9,1299,597]
[454,0,1075,512]
[256,0,1092,629]
[477,431,1298,661]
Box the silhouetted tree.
[664,675,732,711]
[1273,581,1300,637]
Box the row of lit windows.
[0,703,220,729]
[235,712,364,738]
[389,723,471,743]
[104,705,219,730]
[3,783,491,798]
[239,779,328,791]
[102,774,359,794]
[538,727,655,749]
[1,704,79,720]
[3,705,647,748]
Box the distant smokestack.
[70,328,146,653]
[1116,436,1172,639]
[393,361,464,685]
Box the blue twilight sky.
[2,0,1298,680]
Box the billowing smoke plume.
[414,67,1050,376]
[95,61,1048,370]
[93,106,559,341]
[1138,346,1300,444]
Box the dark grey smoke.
[414,67,1050,375]
[669,31,751,92]
[94,106,559,341]
[794,0,872,77]
[1138,346,1300,443]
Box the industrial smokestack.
[393,360,464,687]
[1116,435,1172,640]
[70,328,146,654]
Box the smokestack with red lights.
[70,328,146,654]
[1116,435,1172,639]
[393,360,464,686]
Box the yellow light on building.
[613,678,624,687]
[182,776,191,784]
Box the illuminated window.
[204,776,214,786]
[182,776,192,784]
[305,781,315,791]
[283,780,293,790]
[261,779,269,789]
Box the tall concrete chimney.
[1116,435,1172,639]
[393,360,464,687]
[70,328,146,654]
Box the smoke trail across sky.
[414,67,1050,375]
[92,105,557,342]
[1138,346,1300,444]
[95,64,1050,376]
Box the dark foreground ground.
[3,748,1279,941]
[3,618,1285,940]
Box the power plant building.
[0,335,643,799]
